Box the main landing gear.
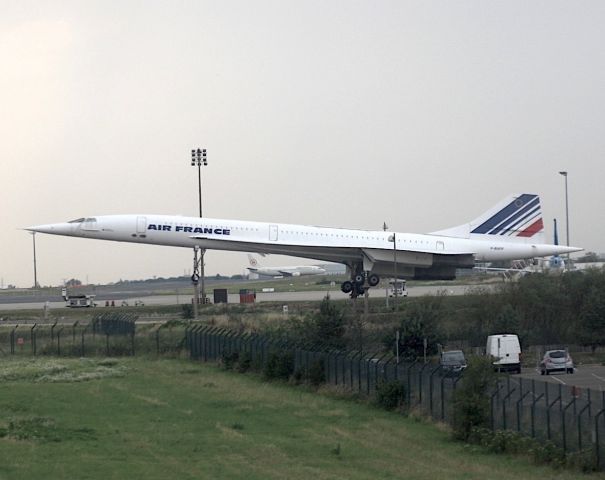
[340,268,380,298]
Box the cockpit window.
[68,218,85,223]
[82,217,99,231]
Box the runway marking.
[591,373,605,383]
[550,375,567,385]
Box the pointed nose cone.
[24,223,75,236]
[556,245,584,255]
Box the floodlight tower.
[558,171,570,267]
[191,148,208,309]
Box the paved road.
[0,284,480,311]
[517,364,605,391]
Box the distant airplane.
[26,193,581,297]
[246,254,326,277]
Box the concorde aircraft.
[246,254,326,277]
[26,193,581,297]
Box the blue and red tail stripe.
[471,194,543,237]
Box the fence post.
[440,371,446,421]
[374,352,390,393]
[30,323,37,356]
[490,385,504,431]
[501,388,516,431]
[81,325,88,357]
[429,365,441,419]
[562,397,576,453]
[10,325,17,354]
[546,394,561,441]
[406,360,417,407]
[349,351,360,391]
[530,393,544,438]
[594,408,605,469]
[418,362,430,407]
[156,327,161,356]
[516,391,532,432]
[57,327,64,356]
[577,403,590,451]
[72,321,79,346]
[383,357,394,384]
[358,351,363,393]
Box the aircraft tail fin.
[432,193,545,243]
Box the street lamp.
[31,232,38,290]
[388,232,398,309]
[191,148,208,310]
[558,171,570,266]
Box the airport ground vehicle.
[486,334,522,373]
[539,349,574,375]
[388,280,408,297]
[440,350,467,375]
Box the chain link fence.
[187,326,605,468]
[1,314,187,357]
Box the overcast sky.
[2,1,604,288]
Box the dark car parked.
[440,350,467,375]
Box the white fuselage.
[30,214,578,267]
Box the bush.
[236,351,252,373]
[307,359,326,386]
[263,351,295,380]
[181,304,194,320]
[467,427,576,470]
[451,357,498,441]
[221,351,239,370]
[375,381,406,411]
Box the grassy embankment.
[0,357,601,480]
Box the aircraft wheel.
[368,274,380,287]
[355,284,366,296]
[341,281,353,294]
[354,274,365,285]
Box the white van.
[388,280,408,297]
[486,334,521,374]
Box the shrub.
[236,351,252,373]
[181,304,194,319]
[451,357,498,441]
[263,351,295,380]
[307,359,326,386]
[375,381,406,411]
[221,351,239,370]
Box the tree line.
[262,268,605,359]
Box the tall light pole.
[559,171,570,266]
[191,148,208,309]
[31,232,38,290]
[388,232,398,309]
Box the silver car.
[539,350,574,375]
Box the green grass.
[0,357,601,480]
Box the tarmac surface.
[0,284,478,310]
